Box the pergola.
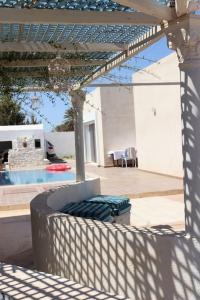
[1,0,200,240]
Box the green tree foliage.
[26,114,40,125]
[0,69,26,126]
[0,93,26,126]
[55,107,75,132]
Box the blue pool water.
[0,169,76,185]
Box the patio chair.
[121,147,137,168]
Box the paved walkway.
[0,182,68,210]
[130,194,184,230]
[0,162,183,209]
[84,162,183,197]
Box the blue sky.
[24,37,174,132]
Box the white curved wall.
[47,178,101,210]
[31,179,200,300]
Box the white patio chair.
[121,147,137,168]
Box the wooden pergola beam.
[2,69,92,78]
[23,81,180,91]
[0,59,106,68]
[80,26,164,88]
[175,0,188,17]
[114,0,175,21]
[0,8,161,25]
[0,41,128,53]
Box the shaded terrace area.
[1,0,200,299]
[0,263,126,300]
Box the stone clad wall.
[8,137,45,170]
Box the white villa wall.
[84,88,104,165]
[100,86,136,166]
[133,53,183,177]
[0,124,45,151]
[0,125,75,159]
[45,132,75,158]
[84,86,136,167]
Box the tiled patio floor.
[0,162,183,209]
[0,182,70,210]
[84,163,184,230]
[0,162,184,230]
[130,194,184,230]
[84,162,183,197]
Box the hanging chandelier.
[48,54,72,92]
[31,92,42,108]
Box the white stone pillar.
[166,15,200,237]
[70,90,85,182]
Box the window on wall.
[0,141,12,152]
[35,139,41,149]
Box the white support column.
[166,15,200,238]
[70,90,85,182]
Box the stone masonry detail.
[8,136,44,170]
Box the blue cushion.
[61,201,112,222]
[84,195,131,216]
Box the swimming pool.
[0,169,76,185]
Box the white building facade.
[84,53,183,178]
[0,124,45,153]
[45,131,75,158]
[83,86,136,167]
[133,53,183,177]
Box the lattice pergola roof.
[0,0,192,90]
[0,0,170,10]
[0,24,151,44]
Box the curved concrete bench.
[31,179,200,300]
